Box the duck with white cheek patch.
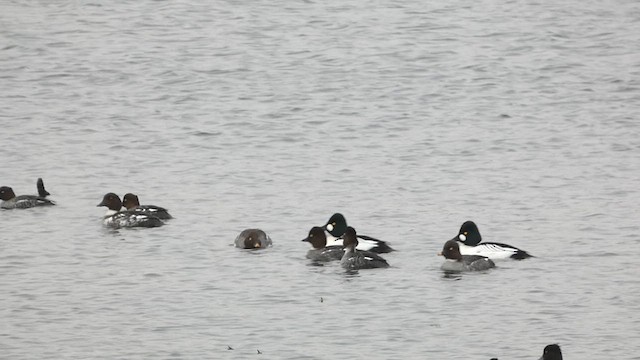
[451,221,532,260]
[323,213,394,253]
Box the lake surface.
[1,0,639,358]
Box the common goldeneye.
[122,193,173,219]
[539,344,562,360]
[0,178,55,209]
[301,226,344,261]
[439,239,495,272]
[234,229,272,249]
[452,221,532,260]
[340,226,389,270]
[324,213,394,253]
[97,193,163,228]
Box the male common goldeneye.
[539,344,562,360]
[439,239,495,272]
[340,226,389,270]
[97,193,163,228]
[0,178,55,209]
[452,221,532,260]
[234,229,272,249]
[301,226,344,262]
[122,193,173,219]
[323,213,394,253]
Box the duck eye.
[463,232,468,235]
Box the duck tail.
[37,178,50,197]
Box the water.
[1,0,639,358]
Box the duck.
[0,178,55,209]
[122,193,173,219]
[340,226,389,270]
[439,239,495,272]
[97,193,163,228]
[301,226,344,261]
[452,221,532,260]
[234,229,272,249]
[539,344,562,360]
[323,213,394,253]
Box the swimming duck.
[452,221,532,260]
[439,239,495,272]
[234,228,272,249]
[324,213,394,253]
[340,226,389,270]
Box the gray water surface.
[1,0,640,359]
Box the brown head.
[439,239,463,261]
[342,226,359,251]
[122,193,140,210]
[97,193,122,211]
[237,229,270,249]
[301,226,327,249]
[0,186,16,201]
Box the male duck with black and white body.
[340,226,389,270]
[234,229,272,249]
[323,213,394,253]
[122,193,173,220]
[451,221,532,260]
[301,226,344,262]
[0,178,55,209]
[97,193,163,229]
[439,239,495,272]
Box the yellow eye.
[463,232,468,235]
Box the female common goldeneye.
[340,227,389,270]
[122,193,173,219]
[323,213,394,253]
[0,178,55,209]
[539,344,562,360]
[234,229,272,249]
[97,193,163,228]
[301,226,344,262]
[452,221,532,260]
[439,239,495,272]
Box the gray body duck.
[340,226,389,270]
[301,226,344,262]
[0,178,55,209]
[439,239,495,272]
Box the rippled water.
[2,0,640,358]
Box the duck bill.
[437,252,443,256]
[301,237,310,242]
[97,201,107,207]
